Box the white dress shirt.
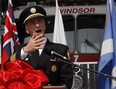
[20,37,47,59]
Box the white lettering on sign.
[74,54,79,62]
[60,8,95,14]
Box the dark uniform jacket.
[14,39,73,89]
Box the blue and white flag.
[98,0,116,89]
[53,0,67,45]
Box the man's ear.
[26,29,29,34]
[25,24,29,34]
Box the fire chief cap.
[19,5,46,25]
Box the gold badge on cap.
[30,7,36,13]
[51,65,57,72]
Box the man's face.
[25,17,46,36]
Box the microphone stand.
[57,57,116,81]
[44,49,116,80]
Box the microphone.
[44,48,69,61]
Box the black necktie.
[28,50,40,68]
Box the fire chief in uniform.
[13,6,73,89]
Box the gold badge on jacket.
[51,65,57,72]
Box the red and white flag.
[1,0,20,69]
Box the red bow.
[0,60,49,89]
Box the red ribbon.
[0,60,49,89]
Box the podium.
[43,86,65,89]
